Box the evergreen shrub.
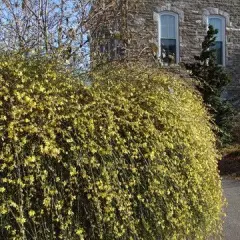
[0,56,223,239]
[185,25,233,144]
[231,113,240,144]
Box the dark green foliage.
[231,113,240,144]
[0,55,223,239]
[185,25,233,143]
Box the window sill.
[160,63,182,68]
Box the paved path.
[222,178,240,240]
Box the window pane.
[161,39,176,63]
[209,18,222,41]
[161,15,176,39]
[215,41,223,65]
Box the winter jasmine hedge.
[0,55,223,239]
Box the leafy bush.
[0,56,223,239]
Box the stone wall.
[127,0,240,105]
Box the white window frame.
[207,15,226,66]
[157,11,180,64]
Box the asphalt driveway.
[222,178,240,240]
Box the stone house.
[92,1,240,105]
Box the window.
[208,16,226,65]
[159,12,179,64]
[99,37,125,60]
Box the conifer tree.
[186,25,233,142]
